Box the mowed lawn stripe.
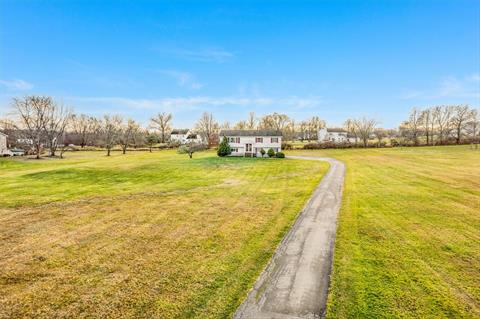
[289,146,480,319]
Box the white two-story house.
[220,130,282,157]
[318,128,356,144]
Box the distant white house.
[220,130,282,157]
[170,129,204,144]
[0,132,12,156]
[170,129,189,143]
[318,128,356,144]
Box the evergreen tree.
[217,136,232,157]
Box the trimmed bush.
[267,148,275,158]
[260,148,266,157]
[275,151,285,158]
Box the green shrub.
[267,148,275,157]
[275,151,285,158]
[217,136,232,157]
[260,148,266,157]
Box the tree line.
[399,105,478,146]
[0,95,478,158]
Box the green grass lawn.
[289,146,480,318]
[0,150,328,319]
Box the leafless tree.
[419,108,433,145]
[119,119,140,154]
[195,112,219,147]
[247,112,257,129]
[353,118,377,147]
[11,96,52,159]
[344,119,358,146]
[433,105,454,145]
[70,114,98,148]
[451,105,474,144]
[401,108,422,145]
[374,128,388,147]
[307,116,325,141]
[178,141,206,158]
[467,109,479,147]
[102,115,123,156]
[150,112,172,143]
[234,120,247,129]
[44,101,72,157]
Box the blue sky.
[1,0,479,128]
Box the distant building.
[170,129,190,143]
[220,130,282,157]
[0,132,8,155]
[171,129,204,144]
[318,128,356,144]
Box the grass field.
[0,150,328,318]
[289,146,480,318]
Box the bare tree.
[44,101,72,157]
[374,128,388,147]
[234,120,247,129]
[419,108,433,145]
[102,115,123,156]
[307,116,325,141]
[401,108,422,145]
[353,118,377,147]
[247,112,257,129]
[119,119,140,154]
[433,105,454,145]
[467,109,479,147]
[195,112,219,147]
[11,96,52,159]
[150,112,172,143]
[452,105,473,144]
[344,119,358,146]
[70,114,98,148]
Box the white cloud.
[399,74,480,100]
[158,47,235,63]
[160,70,203,89]
[0,79,34,90]
[67,95,323,112]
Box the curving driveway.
[234,156,345,319]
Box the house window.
[255,137,263,143]
[236,137,240,143]
[231,148,238,152]
[271,137,279,143]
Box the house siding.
[225,135,282,157]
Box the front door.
[245,143,252,157]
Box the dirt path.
[234,156,345,319]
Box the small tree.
[178,142,205,159]
[145,133,159,152]
[260,148,266,157]
[217,136,231,157]
[267,148,275,158]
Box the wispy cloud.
[159,70,204,89]
[67,95,323,112]
[399,73,480,100]
[158,47,235,63]
[0,79,34,90]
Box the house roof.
[327,128,347,133]
[220,129,282,137]
[171,129,189,135]
[186,133,198,139]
